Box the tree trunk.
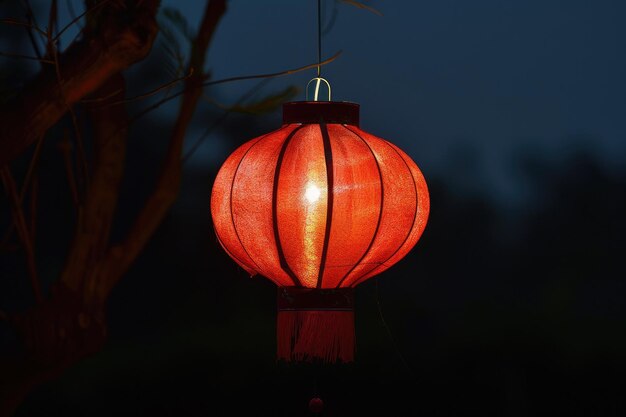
[0,282,106,417]
[0,1,228,415]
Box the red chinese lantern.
[210,101,429,362]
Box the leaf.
[161,7,194,41]
[158,21,186,78]
[216,86,300,115]
[339,0,383,16]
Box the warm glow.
[210,117,430,289]
[304,184,321,203]
[303,180,323,285]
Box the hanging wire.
[317,0,322,77]
[308,0,331,101]
[375,278,416,379]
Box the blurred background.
[1,0,625,416]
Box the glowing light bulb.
[304,184,321,203]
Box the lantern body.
[211,102,429,289]
[210,101,429,362]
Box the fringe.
[277,310,355,363]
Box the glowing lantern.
[210,101,429,362]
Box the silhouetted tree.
[0,1,227,414]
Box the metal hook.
[306,77,332,102]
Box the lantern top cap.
[283,101,360,126]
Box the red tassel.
[276,287,355,363]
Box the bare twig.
[0,18,47,37]
[0,168,43,303]
[66,0,84,32]
[67,109,89,197]
[49,8,89,199]
[111,68,194,106]
[1,136,45,246]
[58,133,80,208]
[20,0,45,61]
[0,0,159,167]
[182,78,271,163]
[0,52,54,64]
[46,0,59,56]
[96,0,228,300]
[53,0,111,42]
[19,136,45,203]
[340,0,383,16]
[29,174,38,243]
[78,88,123,104]
[81,69,194,106]
[202,50,341,93]
[374,279,414,377]
[128,50,342,127]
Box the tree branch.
[21,0,46,64]
[0,168,43,303]
[57,132,80,208]
[0,0,160,167]
[53,0,111,42]
[80,68,194,106]
[126,50,342,127]
[182,78,271,163]
[0,51,54,64]
[60,74,128,301]
[0,17,47,37]
[0,283,106,417]
[95,0,227,301]
[0,137,44,247]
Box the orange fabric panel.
[230,125,298,287]
[356,140,429,283]
[352,131,430,285]
[211,107,429,289]
[321,124,382,288]
[339,126,421,287]
[210,137,263,276]
[275,125,328,287]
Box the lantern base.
[276,287,355,363]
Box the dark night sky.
[177,0,626,200]
[50,0,626,199]
[2,1,626,416]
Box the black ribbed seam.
[335,125,385,288]
[316,121,334,289]
[350,138,420,288]
[229,125,292,283]
[272,126,305,287]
